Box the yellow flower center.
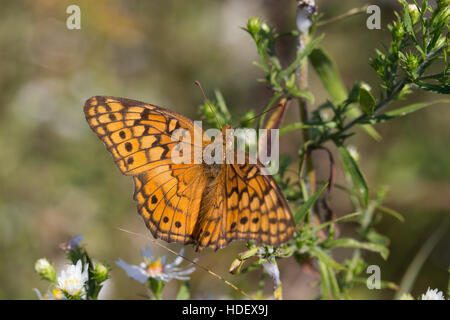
[145,258,164,276]
[52,288,65,300]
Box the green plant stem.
[317,5,369,27]
[297,32,316,196]
[394,217,450,299]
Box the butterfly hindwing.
[223,162,294,247]
[133,165,208,244]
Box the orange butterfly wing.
[84,96,294,250]
[84,96,206,244]
[194,159,294,251]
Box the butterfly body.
[84,96,294,251]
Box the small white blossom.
[116,246,196,283]
[421,287,445,300]
[57,260,89,297]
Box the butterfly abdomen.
[191,164,226,250]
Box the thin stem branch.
[317,5,369,27]
[297,1,316,196]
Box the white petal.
[116,259,148,283]
[165,250,184,269]
[33,288,44,300]
[141,246,153,258]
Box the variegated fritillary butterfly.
[84,96,294,251]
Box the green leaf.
[318,261,331,300]
[309,48,348,104]
[366,229,390,247]
[359,86,376,115]
[289,88,315,103]
[327,266,341,299]
[294,183,328,225]
[214,89,231,123]
[280,34,324,79]
[310,246,346,271]
[324,238,389,260]
[363,100,450,124]
[313,212,361,232]
[376,205,405,222]
[176,281,191,300]
[339,146,369,207]
[280,121,336,135]
[413,81,450,94]
[402,4,417,41]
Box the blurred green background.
[0,0,448,299]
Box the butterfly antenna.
[195,81,223,129]
[117,227,253,300]
[236,101,285,129]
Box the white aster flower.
[57,260,89,297]
[421,287,445,300]
[116,246,196,283]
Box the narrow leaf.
[339,146,369,207]
[318,261,331,300]
[363,100,450,124]
[281,34,324,78]
[413,82,450,94]
[309,48,347,103]
[324,238,389,260]
[294,183,328,225]
[327,266,341,299]
[376,205,405,222]
[310,246,346,271]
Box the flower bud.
[93,262,110,283]
[247,17,262,36]
[408,4,420,25]
[35,258,57,283]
